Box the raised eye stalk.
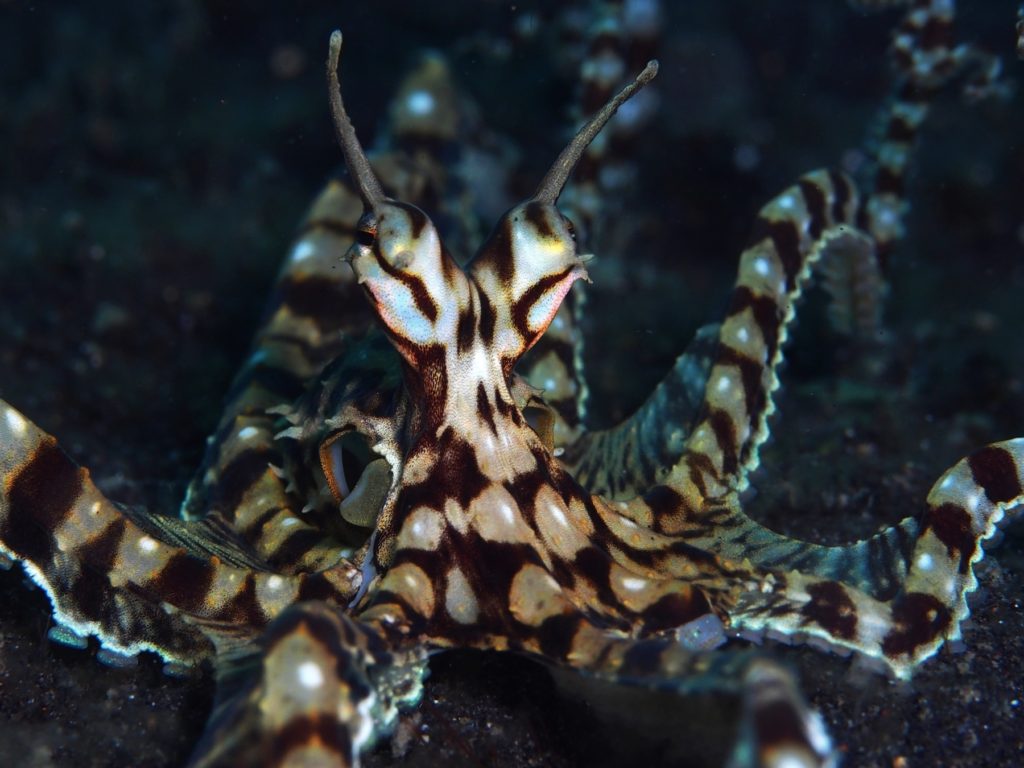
[533,60,659,205]
[328,30,656,211]
[327,30,385,210]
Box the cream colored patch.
[704,363,747,420]
[684,422,725,475]
[926,462,974,508]
[509,564,567,626]
[401,446,437,487]
[605,497,652,529]
[765,186,810,226]
[110,529,173,585]
[380,562,435,618]
[201,565,247,611]
[3,406,28,437]
[609,563,666,613]
[527,350,576,399]
[740,243,783,298]
[471,485,532,544]
[54,487,118,553]
[261,629,337,731]
[533,486,590,560]
[444,566,479,624]
[249,508,312,560]
[593,497,687,556]
[289,240,316,263]
[443,497,470,535]
[256,573,299,616]
[398,506,445,551]
[471,422,543,481]
[297,660,325,689]
[721,310,766,362]
[278,744,344,768]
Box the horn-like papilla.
[327,30,386,210]
[533,60,658,204]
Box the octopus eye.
[319,431,391,528]
[355,212,378,247]
[355,227,377,247]
[563,216,577,243]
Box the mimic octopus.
[1,2,1022,766]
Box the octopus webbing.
[1,1,1023,766]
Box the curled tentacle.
[566,0,1009,498]
[520,0,665,443]
[562,322,720,498]
[856,0,1009,268]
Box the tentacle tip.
[328,31,344,79]
[641,59,659,82]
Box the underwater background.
[1,0,1023,765]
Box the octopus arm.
[561,321,719,499]
[178,178,371,573]
[610,438,1024,678]
[186,602,426,768]
[0,399,359,668]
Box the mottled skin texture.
[0,2,1022,767]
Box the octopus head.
[325,31,658,576]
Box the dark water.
[1,1,1022,766]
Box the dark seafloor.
[1,1,1023,766]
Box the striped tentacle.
[0,403,362,667]
[728,659,836,768]
[828,0,1007,334]
[649,0,1017,591]
[595,170,961,602]
[188,603,426,768]
[0,401,360,667]
[179,177,367,573]
[536,622,834,768]
[600,172,937,598]
[181,54,474,572]
[716,440,1024,679]
[375,50,487,259]
[567,0,1000,492]
[364,552,834,768]
[853,0,944,269]
[517,1,619,445]
[853,0,1007,261]
[562,322,719,499]
[568,0,903,491]
[660,170,863,520]
[1,401,209,665]
[519,0,663,446]
[896,439,1024,658]
[560,0,661,249]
